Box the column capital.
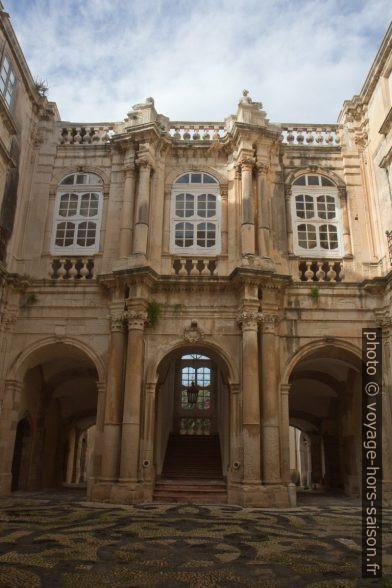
[375,310,392,336]
[220,184,228,198]
[237,309,262,330]
[240,156,255,172]
[234,164,242,180]
[136,158,154,173]
[256,161,269,175]
[125,309,148,330]
[124,164,136,178]
[260,312,280,333]
[337,185,347,200]
[110,311,126,332]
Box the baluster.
[201,260,210,276]
[326,262,337,282]
[334,128,341,145]
[193,126,200,140]
[325,131,334,144]
[212,127,220,141]
[178,260,187,276]
[73,128,83,144]
[92,128,100,142]
[338,262,344,281]
[80,261,89,280]
[173,129,181,140]
[190,260,199,275]
[315,261,325,282]
[68,261,78,279]
[296,130,305,144]
[306,130,314,144]
[183,126,191,140]
[316,130,324,144]
[57,259,66,279]
[202,127,211,140]
[304,261,314,282]
[286,130,295,144]
[60,129,69,144]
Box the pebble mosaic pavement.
[0,490,390,587]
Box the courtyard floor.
[0,490,390,587]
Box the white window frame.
[291,175,343,258]
[0,52,17,109]
[170,172,221,256]
[51,173,103,255]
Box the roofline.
[360,21,392,105]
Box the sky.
[4,0,392,124]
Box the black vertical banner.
[362,328,382,578]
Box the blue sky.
[4,0,392,123]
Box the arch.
[285,168,346,190]
[281,338,362,386]
[50,167,110,190]
[165,165,228,190]
[7,336,106,385]
[146,338,239,387]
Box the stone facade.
[0,6,391,507]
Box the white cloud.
[4,0,392,123]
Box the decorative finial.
[243,89,249,97]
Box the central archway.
[153,344,232,502]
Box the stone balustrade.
[180,418,211,435]
[298,260,344,282]
[59,126,115,144]
[172,258,218,276]
[50,258,94,280]
[280,125,340,146]
[169,122,225,141]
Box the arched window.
[51,173,103,255]
[291,174,343,257]
[170,172,221,255]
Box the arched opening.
[11,416,32,491]
[288,344,361,502]
[154,345,230,501]
[10,342,100,496]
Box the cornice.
[379,107,392,136]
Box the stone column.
[237,309,261,483]
[338,187,353,256]
[260,314,281,483]
[0,380,23,496]
[133,161,152,256]
[141,382,156,487]
[284,186,294,255]
[240,158,256,256]
[119,309,147,482]
[229,383,241,482]
[280,383,291,483]
[256,162,270,258]
[119,165,136,258]
[101,312,126,481]
[93,381,106,479]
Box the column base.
[228,482,292,508]
[89,481,147,504]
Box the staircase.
[154,434,227,503]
